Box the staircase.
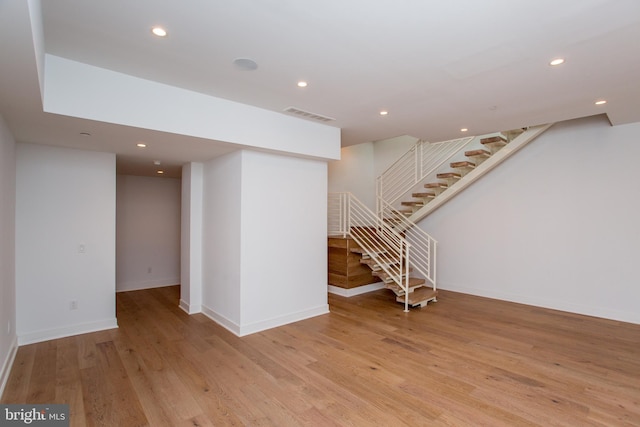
[349,222,437,308]
[329,124,552,310]
[328,193,437,312]
[353,244,438,308]
[396,135,508,216]
[384,124,552,224]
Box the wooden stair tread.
[401,201,424,206]
[411,192,436,198]
[424,182,448,189]
[373,269,411,280]
[382,217,402,223]
[436,172,461,179]
[350,247,386,255]
[450,161,475,168]
[465,149,491,157]
[481,136,507,145]
[395,287,438,307]
[364,259,399,269]
[385,277,426,296]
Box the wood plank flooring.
[2,286,639,426]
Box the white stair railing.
[328,192,413,311]
[331,126,551,310]
[328,192,348,237]
[376,136,475,213]
[378,198,437,289]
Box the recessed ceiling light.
[380,111,388,116]
[549,58,565,66]
[595,100,607,105]
[297,81,308,88]
[153,160,161,165]
[157,170,164,174]
[233,58,258,71]
[151,27,167,37]
[79,132,91,137]
[136,143,147,148]
[460,128,468,132]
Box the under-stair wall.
[416,115,640,325]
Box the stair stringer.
[407,123,553,224]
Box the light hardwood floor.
[2,286,639,426]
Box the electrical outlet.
[147,267,152,274]
[70,300,78,310]
[78,244,85,253]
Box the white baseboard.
[179,299,201,315]
[238,305,329,337]
[116,278,179,292]
[328,282,385,297]
[201,303,330,337]
[17,318,119,346]
[440,283,640,325]
[0,335,18,398]
[200,305,241,336]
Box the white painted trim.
[179,299,201,315]
[116,278,180,292]
[238,305,329,337]
[200,304,241,336]
[201,303,330,337]
[17,318,118,346]
[440,282,640,326]
[328,282,385,297]
[240,304,329,337]
[0,335,18,398]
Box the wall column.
[180,162,203,314]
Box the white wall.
[328,135,418,211]
[328,142,376,210]
[0,115,17,395]
[240,150,329,334]
[180,162,203,314]
[201,151,243,330]
[418,115,640,324]
[16,143,118,344]
[200,150,329,335]
[373,135,418,177]
[116,174,181,292]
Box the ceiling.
[1,0,640,178]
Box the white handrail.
[376,136,474,212]
[378,198,437,289]
[370,136,472,298]
[328,192,412,310]
[328,192,347,237]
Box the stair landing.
[395,287,438,308]
[386,277,425,296]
